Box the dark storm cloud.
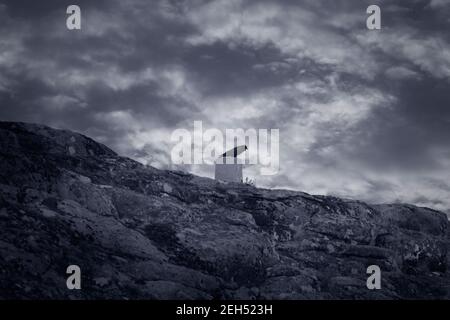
[183,41,335,98]
[2,0,110,18]
[0,0,449,214]
[346,75,450,171]
[0,0,202,139]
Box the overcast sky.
[1,0,449,215]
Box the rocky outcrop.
[0,121,448,299]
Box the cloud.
[185,0,380,79]
[358,30,450,80]
[385,66,421,80]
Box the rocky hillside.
[0,121,448,299]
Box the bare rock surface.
[0,121,448,299]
